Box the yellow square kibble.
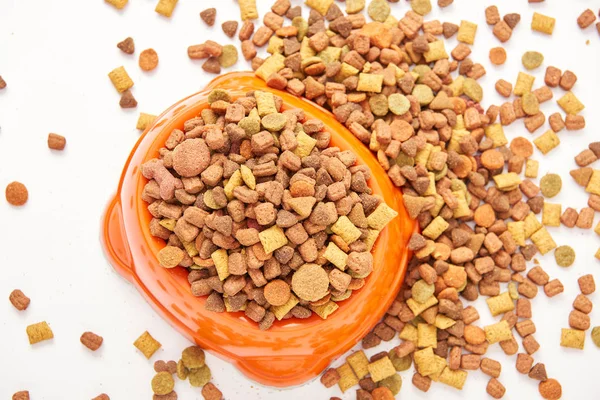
[367,203,398,231]
[493,173,521,191]
[452,191,471,219]
[560,328,585,350]
[335,62,360,82]
[105,0,128,9]
[422,216,449,240]
[524,212,542,239]
[310,301,339,319]
[239,0,258,20]
[457,20,477,44]
[323,242,348,270]
[255,90,277,116]
[331,216,362,245]
[155,0,178,17]
[136,113,157,131]
[347,350,370,379]
[557,91,585,115]
[364,229,380,251]
[484,320,513,344]
[26,321,54,345]
[542,203,561,227]
[183,241,198,257]
[534,130,560,155]
[428,356,448,382]
[318,46,342,64]
[272,294,299,320]
[258,225,288,254]
[294,131,318,158]
[255,53,285,82]
[415,143,434,166]
[507,221,525,246]
[525,159,539,178]
[484,124,508,148]
[514,72,535,96]
[306,0,334,15]
[240,165,256,190]
[585,170,600,195]
[531,12,556,35]
[417,323,438,349]
[413,347,436,376]
[530,227,556,255]
[267,36,284,55]
[134,331,161,359]
[407,295,439,317]
[399,323,418,342]
[434,315,456,330]
[108,66,134,93]
[438,367,468,390]
[356,73,384,93]
[423,40,448,63]
[337,362,359,392]
[211,249,229,281]
[486,292,515,317]
[368,357,396,382]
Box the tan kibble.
[578,274,595,295]
[292,263,330,302]
[264,279,291,306]
[151,372,175,395]
[157,246,184,268]
[486,378,505,399]
[182,345,205,368]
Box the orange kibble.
[489,47,507,65]
[481,149,505,169]
[539,378,562,400]
[510,137,534,158]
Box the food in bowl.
[140,88,398,329]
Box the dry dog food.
[26,321,54,344]
[120,90,138,109]
[201,8,217,26]
[5,181,28,206]
[9,289,30,311]
[140,49,159,71]
[48,133,67,150]
[81,331,104,351]
[134,331,162,359]
[0,75,6,89]
[12,392,30,400]
[117,37,135,54]
[141,88,398,329]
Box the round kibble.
[554,245,575,267]
[181,346,205,369]
[157,246,185,268]
[474,204,496,228]
[5,181,28,206]
[188,365,211,387]
[481,149,505,169]
[378,373,402,395]
[369,94,389,117]
[522,51,544,70]
[389,350,412,371]
[412,84,434,105]
[218,44,238,68]
[388,94,410,116]
[521,92,540,116]
[176,359,189,380]
[139,48,159,71]
[151,372,175,395]
[261,113,287,131]
[489,47,507,65]
[172,138,211,177]
[540,173,562,198]
[591,326,600,348]
[264,279,291,306]
[411,0,432,16]
[539,378,562,400]
[291,263,330,302]
[510,137,534,158]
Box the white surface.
[0,0,599,398]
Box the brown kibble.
[80,331,104,351]
[117,37,135,54]
[516,353,534,374]
[578,274,596,295]
[264,279,291,306]
[495,79,512,97]
[119,90,138,109]
[5,181,28,206]
[539,378,562,400]
[200,8,216,26]
[12,392,30,400]
[493,20,512,42]
[573,294,593,314]
[569,309,591,330]
[486,378,506,399]
[485,6,500,25]
[577,9,596,29]
[529,363,548,381]
[544,279,564,297]
[481,358,501,378]
[320,368,341,388]
[139,48,159,71]
[9,289,30,311]
[202,382,223,400]
[222,21,239,37]
[559,70,577,90]
[489,47,507,65]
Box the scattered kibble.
[5,181,28,206]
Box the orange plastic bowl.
[101,72,416,387]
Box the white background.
[0,0,599,398]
